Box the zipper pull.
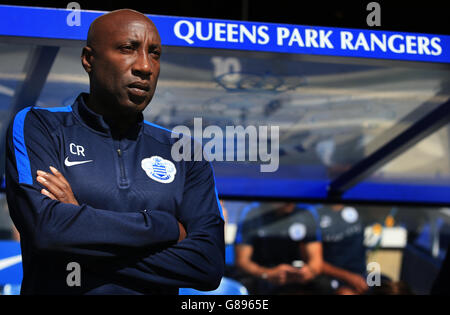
[117,149,122,156]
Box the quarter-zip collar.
[72,93,144,141]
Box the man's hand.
[37,166,79,206]
[178,221,187,243]
[265,264,300,285]
[279,264,317,284]
[344,272,369,294]
[296,265,317,283]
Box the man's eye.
[150,50,161,58]
[120,45,134,52]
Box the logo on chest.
[65,142,93,167]
[141,156,177,184]
[288,223,307,241]
[341,207,359,224]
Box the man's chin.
[125,93,151,112]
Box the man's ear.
[81,46,93,74]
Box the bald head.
[87,9,159,48]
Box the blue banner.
[0,5,449,64]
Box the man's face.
[87,18,161,115]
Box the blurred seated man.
[317,204,368,295]
[234,202,323,294]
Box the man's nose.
[132,50,152,78]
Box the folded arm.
[39,158,225,291]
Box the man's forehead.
[111,20,160,40]
[88,10,160,45]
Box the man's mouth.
[128,82,150,97]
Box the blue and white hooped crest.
[141,156,177,184]
[288,223,306,241]
[341,207,359,224]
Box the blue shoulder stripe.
[143,120,176,134]
[214,187,225,221]
[234,201,260,244]
[209,162,224,221]
[12,107,33,184]
[300,203,323,242]
[13,106,73,185]
[34,106,72,112]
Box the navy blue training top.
[5,93,225,295]
[316,206,366,276]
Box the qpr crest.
[288,223,306,241]
[341,207,359,224]
[141,156,177,184]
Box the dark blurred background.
[0,0,448,35]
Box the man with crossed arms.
[6,9,225,294]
